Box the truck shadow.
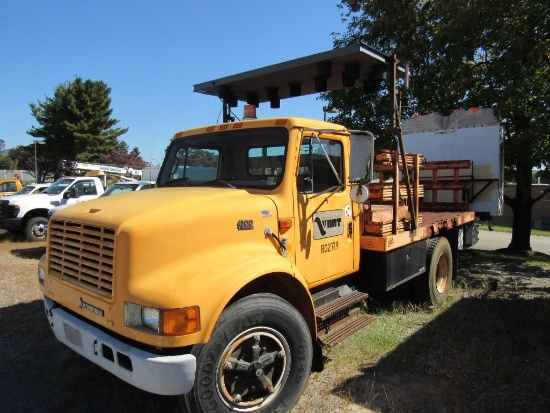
[0,300,181,413]
[10,246,46,260]
[331,296,550,412]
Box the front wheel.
[25,216,48,242]
[180,293,313,413]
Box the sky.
[0,1,347,165]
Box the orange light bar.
[233,122,243,128]
[219,124,229,130]
[275,119,287,125]
[278,218,293,234]
[206,126,215,132]
[161,307,200,336]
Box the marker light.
[278,218,293,234]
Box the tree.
[9,145,50,182]
[0,154,17,170]
[0,139,18,170]
[329,0,550,251]
[99,141,150,169]
[28,77,128,179]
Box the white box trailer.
[402,107,503,219]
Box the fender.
[124,241,315,347]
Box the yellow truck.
[39,44,501,413]
[0,178,23,197]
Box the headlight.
[142,307,160,332]
[125,302,200,336]
[8,205,20,217]
[38,265,45,285]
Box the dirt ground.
[1,230,549,413]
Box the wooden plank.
[421,160,471,170]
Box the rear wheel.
[414,237,453,305]
[25,216,48,242]
[180,293,312,413]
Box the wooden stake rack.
[364,151,472,236]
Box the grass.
[472,248,550,268]
[295,249,550,412]
[479,223,550,237]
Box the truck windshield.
[42,179,74,195]
[159,127,288,190]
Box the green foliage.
[27,77,128,178]
[99,141,149,169]
[8,145,51,182]
[331,0,550,249]
[0,154,17,170]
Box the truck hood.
[49,187,282,309]
[52,187,278,229]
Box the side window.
[82,180,98,195]
[0,182,16,191]
[298,138,343,193]
[73,180,97,196]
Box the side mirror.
[66,187,80,199]
[350,184,370,204]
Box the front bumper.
[0,217,22,230]
[44,296,196,396]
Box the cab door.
[294,134,357,286]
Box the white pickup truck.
[0,176,104,241]
[47,180,153,220]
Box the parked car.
[3,183,50,198]
[99,180,153,197]
[48,180,153,220]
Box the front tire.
[25,216,48,242]
[180,293,313,413]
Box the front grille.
[48,219,115,298]
[0,200,8,218]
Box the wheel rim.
[217,327,290,412]
[33,223,46,238]
[435,253,450,293]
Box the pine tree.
[28,77,128,179]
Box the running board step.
[315,290,368,322]
[316,291,373,347]
[318,311,375,347]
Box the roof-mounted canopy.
[194,43,407,109]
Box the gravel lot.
[1,229,549,413]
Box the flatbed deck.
[360,209,476,252]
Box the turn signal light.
[162,307,201,336]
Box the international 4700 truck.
[39,44,502,413]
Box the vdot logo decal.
[313,210,343,239]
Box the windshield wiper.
[162,178,190,187]
[201,179,236,189]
